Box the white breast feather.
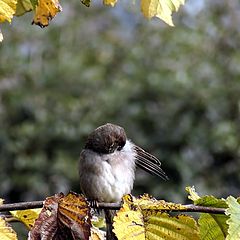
[79,140,136,202]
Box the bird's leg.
[87,199,100,214]
[104,209,117,240]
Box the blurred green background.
[0,0,240,207]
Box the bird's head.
[85,123,127,154]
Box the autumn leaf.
[10,208,42,229]
[113,198,145,240]
[15,0,34,16]
[125,193,187,212]
[0,0,17,23]
[0,217,18,240]
[141,0,185,26]
[113,194,200,240]
[28,192,91,240]
[32,0,62,28]
[28,193,62,240]
[103,0,117,7]
[58,191,92,240]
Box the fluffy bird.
[79,123,168,203]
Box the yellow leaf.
[10,208,42,229]
[141,0,157,19]
[171,0,184,11]
[0,0,17,23]
[114,195,200,240]
[141,0,185,26]
[144,212,200,239]
[0,199,4,205]
[103,0,117,7]
[113,196,145,240]
[15,0,33,16]
[133,194,187,212]
[32,0,62,28]
[0,217,17,240]
[90,226,105,240]
[198,213,228,240]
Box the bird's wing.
[134,145,169,180]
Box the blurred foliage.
[0,0,240,205]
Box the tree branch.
[0,201,44,211]
[179,204,226,214]
[0,201,226,214]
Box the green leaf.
[199,213,228,240]
[197,196,228,239]
[186,186,227,208]
[187,187,229,240]
[30,0,38,8]
[15,0,33,16]
[91,216,105,229]
[226,196,240,240]
[194,196,228,208]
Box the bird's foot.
[88,199,100,213]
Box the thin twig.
[0,201,43,211]
[0,200,226,214]
[183,204,226,214]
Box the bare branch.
[0,201,226,214]
[178,204,225,214]
[0,201,43,211]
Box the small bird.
[79,123,168,203]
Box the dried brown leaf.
[28,192,91,240]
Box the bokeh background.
[0,0,240,208]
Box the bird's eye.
[117,145,123,151]
[117,143,125,151]
[108,143,115,153]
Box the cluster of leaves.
[0,0,61,36]
[0,0,184,41]
[1,187,240,239]
[114,188,240,240]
